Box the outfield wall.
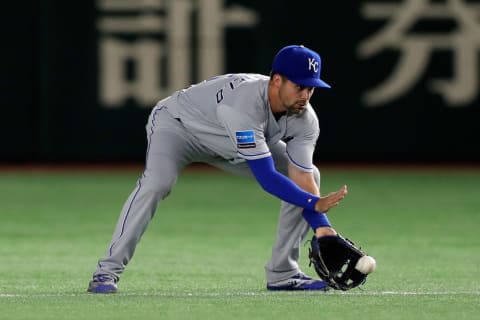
[2,0,479,163]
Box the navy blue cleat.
[87,274,118,293]
[266,273,330,291]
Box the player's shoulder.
[238,74,271,97]
[295,104,319,122]
[305,104,319,120]
[220,73,269,103]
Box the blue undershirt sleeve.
[246,156,319,211]
[302,210,332,230]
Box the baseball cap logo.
[308,57,319,73]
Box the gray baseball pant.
[94,106,320,283]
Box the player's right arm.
[247,156,347,213]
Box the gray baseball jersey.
[164,73,319,171]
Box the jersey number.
[215,77,245,104]
[216,89,224,103]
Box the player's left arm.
[285,129,347,215]
[287,162,319,196]
[287,162,344,236]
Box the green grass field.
[0,166,479,320]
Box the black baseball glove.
[308,234,371,291]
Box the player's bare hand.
[314,185,348,213]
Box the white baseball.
[355,255,377,274]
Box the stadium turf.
[0,165,479,320]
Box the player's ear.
[271,73,283,87]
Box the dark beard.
[285,105,305,115]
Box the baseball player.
[88,45,348,293]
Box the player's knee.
[141,176,176,201]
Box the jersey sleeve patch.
[236,130,256,149]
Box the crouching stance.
[87,45,374,294]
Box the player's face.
[278,77,315,114]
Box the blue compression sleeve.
[302,210,332,230]
[246,157,319,211]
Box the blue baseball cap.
[272,45,331,88]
